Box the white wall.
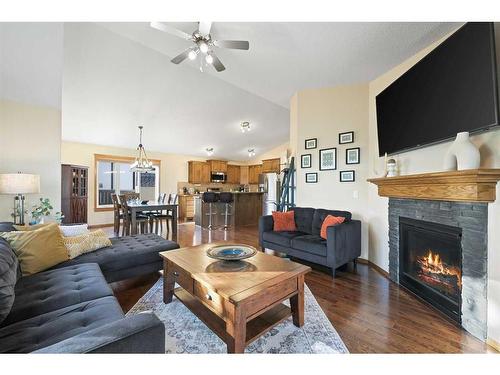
[290,85,370,259]
[0,24,63,222]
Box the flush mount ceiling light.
[206,147,214,156]
[248,148,256,157]
[240,121,251,133]
[130,126,154,172]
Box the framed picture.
[339,131,354,144]
[305,172,318,183]
[319,148,337,171]
[305,138,317,149]
[346,147,360,164]
[301,154,312,168]
[340,170,355,182]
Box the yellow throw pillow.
[0,223,69,276]
[63,230,112,259]
[13,223,51,231]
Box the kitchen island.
[194,192,264,228]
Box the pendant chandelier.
[130,126,154,172]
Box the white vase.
[443,132,480,171]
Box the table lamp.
[0,173,40,225]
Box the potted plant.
[30,198,62,225]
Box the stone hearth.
[388,198,488,340]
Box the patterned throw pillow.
[63,230,112,259]
[59,224,89,237]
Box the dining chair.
[111,194,123,236]
[119,194,150,235]
[150,193,171,234]
[164,193,178,232]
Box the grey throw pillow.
[0,238,19,324]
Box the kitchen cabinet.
[248,164,262,184]
[226,164,241,184]
[239,166,249,185]
[207,160,227,173]
[179,195,195,220]
[188,161,211,184]
[262,158,281,173]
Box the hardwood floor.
[104,222,496,353]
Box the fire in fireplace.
[416,249,462,297]
[399,217,463,323]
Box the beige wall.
[366,33,500,344]
[290,85,370,259]
[61,141,209,226]
[0,99,61,222]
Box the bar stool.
[202,192,219,230]
[219,192,233,230]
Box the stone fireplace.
[389,199,487,339]
[398,216,463,323]
[368,169,500,341]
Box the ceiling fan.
[150,21,249,72]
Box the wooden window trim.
[94,154,161,212]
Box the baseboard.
[88,223,113,229]
[487,338,500,352]
[357,258,390,278]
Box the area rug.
[126,278,349,354]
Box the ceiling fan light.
[188,50,198,60]
[206,147,214,156]
[199,41,209,54]
[205,54,214,64]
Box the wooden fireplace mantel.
[367,169,500,203]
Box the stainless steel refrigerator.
[259,173,280,215]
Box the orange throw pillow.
[272,211,297,232]
[320,215,345,239]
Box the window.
[94,155,160,210]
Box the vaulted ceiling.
[3,22,461,161]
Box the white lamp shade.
[0,174,40,195]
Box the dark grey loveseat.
[259,207,361,277]
[0,222,179,353]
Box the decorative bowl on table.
[206,244,257,261]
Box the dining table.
[126,201,178,241]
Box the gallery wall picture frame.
[305,138,317,149]
[319,147,337,171]
[301,154,312,168]
[340,170,355,182]
[305,172,318,183]
[339,131,354,144]
[346,147,360,164]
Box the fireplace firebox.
[399,217,463,323]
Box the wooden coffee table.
[160,243,311,353]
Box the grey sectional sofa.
[259,207,361,276]
[0,222,179,353]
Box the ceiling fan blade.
[210,53,226,72]
[150,22,192,40]
[198,21,212,36]
[213,40,249,50]
[171,48,192,64]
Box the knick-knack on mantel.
[443,132,480,171]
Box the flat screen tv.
[376,22,499,156]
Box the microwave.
[211,172,226,183]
